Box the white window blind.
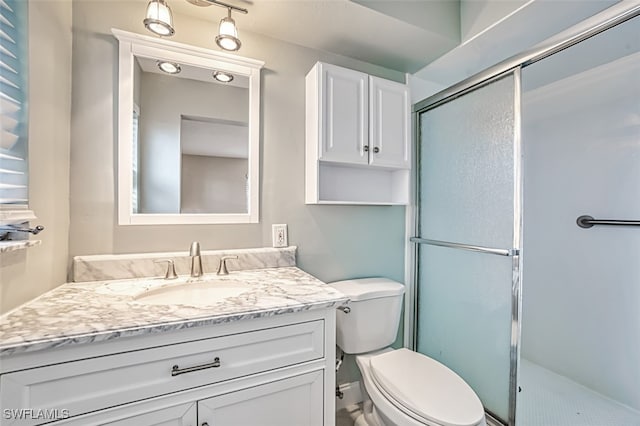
[0,0,28,206]
[132,104,140,213]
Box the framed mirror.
[113,29,263,225]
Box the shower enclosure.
[411,6,639,426]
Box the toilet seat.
[368,349,485,426]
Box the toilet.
[329,278,486,426]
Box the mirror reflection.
[132,57,250,215]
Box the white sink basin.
[133,280,250,306]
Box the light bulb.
[157,61,181,74]
[212,71,234,83]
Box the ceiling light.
[143,1,248,50]
[215,8,241,51]
[143,0,175,37]
[212,71,234,83]
[157,61,181,74]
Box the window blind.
[0,0,28,206]
[132,104,140,213]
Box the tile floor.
[336,404,362,426]
[336,361,640,426]
[517,358,640,426]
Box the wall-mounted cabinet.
[305,62,410,205]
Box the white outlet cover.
[272,224,288,248]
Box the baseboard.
[336,381,364,411]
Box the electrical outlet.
[272,224,288,248]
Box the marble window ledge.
[0,240,41,253]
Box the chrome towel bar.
[577,215,640,229]
[0,224,45,240]
[0,224,44,235]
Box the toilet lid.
[369,348,484,426]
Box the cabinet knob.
[373,147,380,154]
[363,145,369,152]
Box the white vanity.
[0,247,347,426]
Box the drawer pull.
[171,357,221,376]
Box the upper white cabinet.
[306,62,410,205]
[317,63,369,165]
[369,76,411,169]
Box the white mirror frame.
[113,29,263,225]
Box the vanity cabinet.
[305,62,410,205]
[0,310,335,426]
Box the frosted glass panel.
[419,75,515,248]
[417,244,512,420]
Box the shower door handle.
[410,237,518,257]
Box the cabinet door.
[369,76,410,169]
[103,402,197,426]
[198,371,324,426]
[51,402,197,426]
[319,63,369,165]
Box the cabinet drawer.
[1,320,324,425]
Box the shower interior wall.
[520,15,640,412]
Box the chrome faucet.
[189,241,203,278]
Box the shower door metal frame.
[408,4,640,426]
[412,68,523,425]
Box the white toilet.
[330,278,486,426]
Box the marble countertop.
[0,267,347,356]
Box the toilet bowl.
[330,278,486,426]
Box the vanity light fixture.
[215,7,241,51]
[212,70,234,83]
[143,0,175,37]
[144,0,248,51]
[157,61,182,74]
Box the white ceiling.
[165,0,462,74]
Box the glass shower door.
[414,72,520,424]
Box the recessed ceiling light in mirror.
[212,71,234,83]
[157,61,181,74]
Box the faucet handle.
[154,259,178,280]
[189,241,201,256]
[217,255,238,275]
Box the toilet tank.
[329,278,405,354]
